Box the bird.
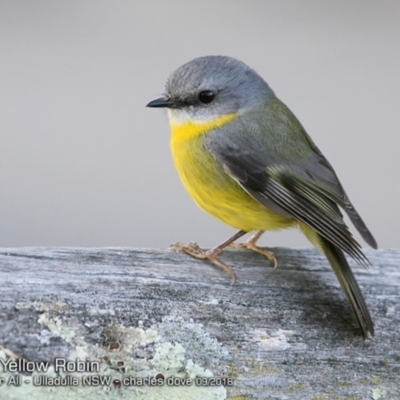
[146,55,377,339]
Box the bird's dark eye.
[198,90,215,104]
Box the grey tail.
[319,234,374,339]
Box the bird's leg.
[228,230,278,269]
[170,230,247,285]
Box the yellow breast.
[169,114,293,232]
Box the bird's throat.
[169,113,237,146]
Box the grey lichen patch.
[0,304,227,399]
[252,329,307,351]
[37,314,77,345]
[17,301,87,346]
[372,387,388,400]
[157,316,230,373]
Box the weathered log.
[0,247,398,399]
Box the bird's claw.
[170,242,237,284]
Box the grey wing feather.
[262,166,369,266]
[304,144,378,249]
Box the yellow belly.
[169,117,294,232]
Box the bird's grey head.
[147,56,275,122]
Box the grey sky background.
[1,1,399,250]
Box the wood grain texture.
[0,246,399,400]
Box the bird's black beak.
[146,97,174,108]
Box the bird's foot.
[170,242,237,285]
[228,241,278,269]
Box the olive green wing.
[204,110,376,266]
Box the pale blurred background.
[1,1,399,249]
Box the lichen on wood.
[0,247,399,399]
